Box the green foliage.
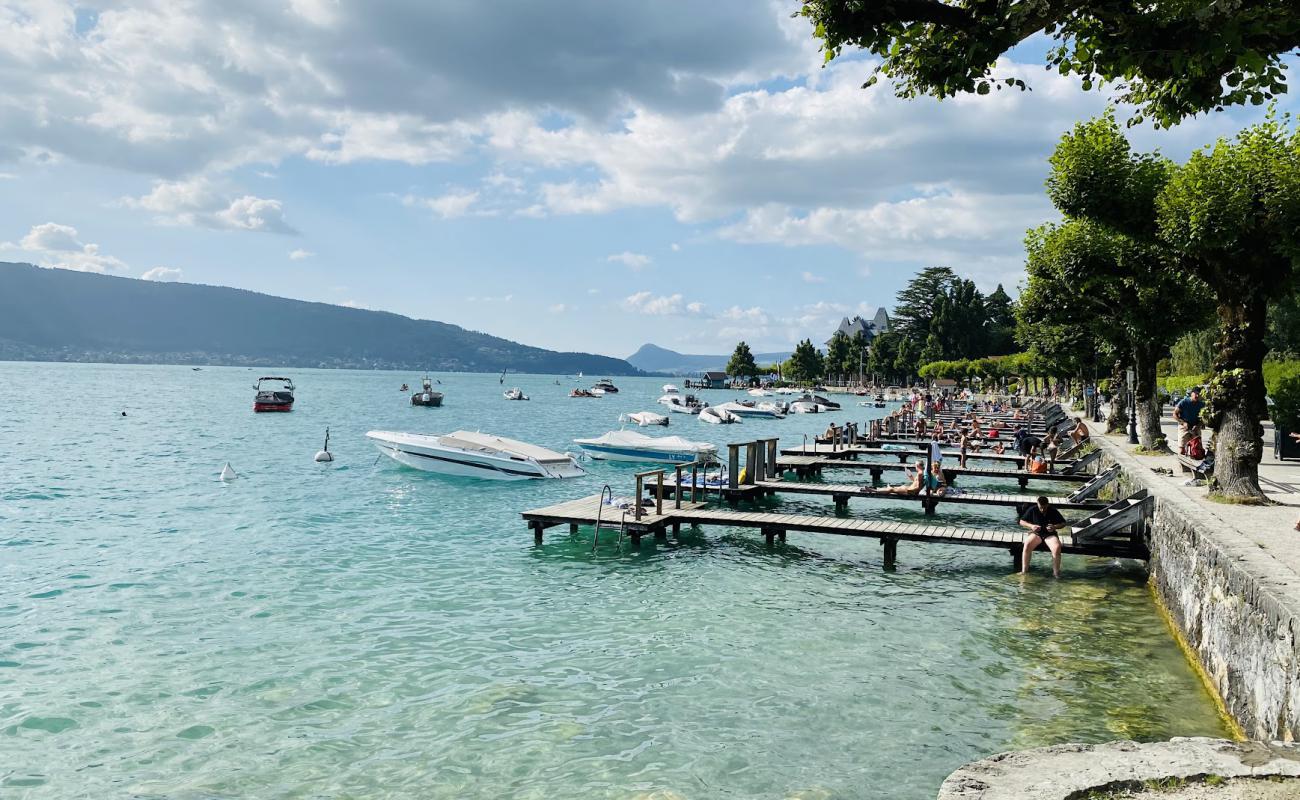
[824,331,854,380]
[890,266,1014,377]
[798,1,1298,128]
[1270,373,1300,432]
[785,338,825,384]
[725,341,759,380]
[1170,329,1218,376]
[1160,374,1207,396]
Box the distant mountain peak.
[626,342,791,375]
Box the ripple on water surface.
[0,364,1227,799]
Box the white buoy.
[314,428,334,463]
[220,463,237,481]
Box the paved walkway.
[1084,406,1300,577]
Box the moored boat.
[658,393,706,414]
[253,377,295,412]
[699,406,740,424]
[593,378,619,394]
[621,411,670,427]
[714,400,785,419]
[504,387,529,401]
[366,430,584,480]
[573,430,717,464]
[571,388,599,398]
[411,376,443,406]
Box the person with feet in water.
[1018,496,1065,577]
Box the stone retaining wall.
[1094,438,1300,741]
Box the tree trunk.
[1133,342,1165,450]
[1207,297,1269,502]
[1107,358,1128,433]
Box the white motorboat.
[661,384,680,395]
[621,411,670,427]
[794,393,841,410]
[747,387,772,397]
[714,400,786,419]
[699,406,740,424]
[658,393,706,414]
[789,400,826,414]
[573,430,717,464]
[593,378,619,394]
[503,388,529,401]
[366,430,584,480]
[590,387,607,396]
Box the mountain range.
[0,262,640,374]
[626,343,792,375]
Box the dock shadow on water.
[0,366,1227,800]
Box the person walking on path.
[1174,388,1205,454]
[1018,496,1066,577]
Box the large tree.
[785,339,826,384]
[983,284,1018,356]
[726,341,759,382]
[798,1,1298,127]
[1019,220,1202,449]
[825,330,855,382]
[1050,113,1300,499]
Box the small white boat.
[658,393,706,414]
[590,387,607,396]
[503,388,529,401]
[714,400,785,419]
[747,388,772,397]
[661,384,680,395]
[366,430,584,480]
[699,406,740,424]
[621,411,670,427]
[794,393,841,410]
[789,400,824,414]
[573,430,717,464]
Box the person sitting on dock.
[1069,417,1090,447]
[1042,430,1061,468]
[822,422,840,442]
[914,417,927,436]
[1019,496,1066,578]
[877,461,932,495]
[928,461,947,496]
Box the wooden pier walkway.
[779,443,1077,470]
[521,491,1149,567]
[774,455,1093,488]
[748,480,1107,513]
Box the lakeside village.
[525,109,1300,796]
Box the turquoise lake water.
[0,363,1228,799]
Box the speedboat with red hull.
[253,377,295,412]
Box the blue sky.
[0,2,1293,359]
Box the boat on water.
[400,383,409,392]
[366,430,584,480]
[593,378,619,394]
[874,394,887,408]
[253,377,295,412]
[504,388,529,401]
[573,430,717,464]
[714,400,785,419]
[661,384,680,395]
[789,400,824,414]
[571,388,599,398]
[621,411,670,427]
[590,387,606,396]
[411,376,443,407]
[658,393,706,414]
[793,393,841,411]
[699,406,740,424]
[747,387,772,397]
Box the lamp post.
[1126,367,1139,445]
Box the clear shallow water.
[0,363,1227,799]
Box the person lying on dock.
[877,462,941,496]
[1019,496,1065,578]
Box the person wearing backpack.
[1174,388,1205,455]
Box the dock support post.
[923,498,936,516]
[634,474,644,520]
[763,526,785,545]
[728,445,741,490]
[882,537,897,570]
[628,531,641,548]
[1009,547,1022,571]
[654,527,667,542]
[778,529,786,542]
[1018,475,1029,490]
[833,493,849,513]
[745,443,758,485]
[672,522,681,537]
[870,467,883,485]
[766,439,779,479]
[532,522,544,545]
[569,523,578,533]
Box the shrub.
[1271,373,1300,433]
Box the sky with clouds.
[0,1,1294,358]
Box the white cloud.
[466,294,513,303]
[548,303,568,313]
[0,172,15,180]
[670,242,680,251]
[801,271,825,284]
[124,179,296,234]
[403,189,483,219]
[141,266,182,281]
[288,248,314,260]
[606,251,652,270]
[7,222,129,273]
[621,291,705,316]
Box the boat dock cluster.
[522,400,1149,570]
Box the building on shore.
[824,308,890,349]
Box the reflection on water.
[0,364,1226,799]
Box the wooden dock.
[521,491,1149,567]
[779,443,1077,470]
[774,455,1093,488]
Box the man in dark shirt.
[1016,429,1042,457]
[1019,496,1066,577]
[1174,389,1205,454]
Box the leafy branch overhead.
[798,0,1298,127]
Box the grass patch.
[1133,445,1171,455]
[1206,492,1272,506]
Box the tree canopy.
[785,338,826,384]
[726,341,759,380]
[798,0,1298,127]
